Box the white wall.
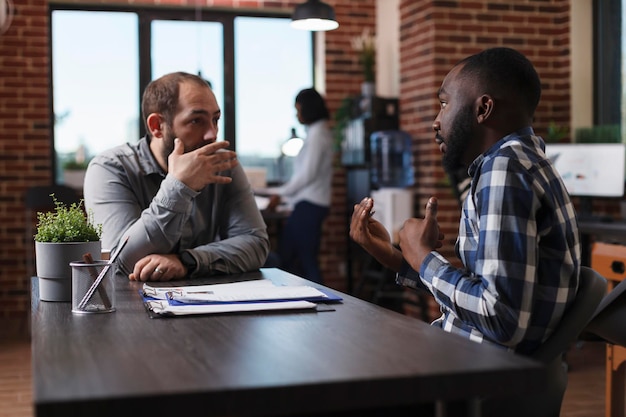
[375,0,400,98]
[570,0,594,133]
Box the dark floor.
[561,340,606,417]
[0,319,608,417]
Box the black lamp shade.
[291,0,339,31]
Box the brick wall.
[0,0,577,321]
[0,0,52,319]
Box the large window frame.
[49,4,315,183]
[593,0,622,127]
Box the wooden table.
[32,268,545,417]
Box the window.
[51,10,139,185]
[594,0,622,127]
[234,17,313,182]
[151,20,225,142]
[51,7,313,187]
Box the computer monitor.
[545,143,626,198]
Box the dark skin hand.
[349,197,404,272]
[398,197,445,272]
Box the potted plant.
[351,28,376,96]
[34,195,102,302]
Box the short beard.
[441,106,475,173]
[161,128,176,168]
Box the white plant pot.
[35,241,101,302]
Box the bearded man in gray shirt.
[84,72,269,282]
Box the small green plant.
[62,160,90,170]
[333,96,355,152]
[546,121,568,143]
[574,124,622,143]
[34,195,102,243]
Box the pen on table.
[77,236,129,310]
[82,252,112,309]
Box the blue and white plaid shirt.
[398,128,580,355]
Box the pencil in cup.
[74,236,129,312]
[71,260,116,313]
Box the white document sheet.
[145,299,317,316]
[142,279,276,300]
[168,285,328,303]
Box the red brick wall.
[0,0,52,319]
[0,0,575,321]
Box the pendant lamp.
[290,0,339,32]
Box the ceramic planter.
[35,241,101,302]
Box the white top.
[271,119,334,208]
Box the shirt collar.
[137,136,166,177]
[468,126,536,176]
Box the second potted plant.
[34,195,102,302]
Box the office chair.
[580,268,626,416]
[482,266,607,417]
[583,274,626,346]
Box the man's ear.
[146,113,164,138]
[476,95,494,124]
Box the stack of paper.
[142,279,341,318]
[144,299,317,317]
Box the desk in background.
[260,205,290,255]
[32,268,545,417]
[578,219,626,267]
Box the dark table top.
[32,268,545,417]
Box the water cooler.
[369,130,414,243]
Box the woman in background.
[266,88,334,283]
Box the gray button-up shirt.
[84,137,269,277]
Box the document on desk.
[142,279,341,317]
[145,299,318,317]
[142,279,276,300]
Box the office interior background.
[0,0,622,323]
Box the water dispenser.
[369,130,414,189]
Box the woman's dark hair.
[295,88,330,124]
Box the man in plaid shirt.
[350,47,580,356]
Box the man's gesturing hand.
[398,197,444,272]
[168,138,239,191]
